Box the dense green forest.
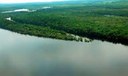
[0,0,128,44]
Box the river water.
[0,28,128,76]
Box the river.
[0,28,128,76]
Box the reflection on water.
[0,28,128,76]
[1,9,32,13]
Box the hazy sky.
[0,0,65,3]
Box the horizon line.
[0,0,70,4]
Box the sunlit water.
[1,9,31,13]
[1,7,52,13]
[0,28,128,76]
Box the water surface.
[0,28,128,76]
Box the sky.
[0,0,119,4]
[0,0,65,3]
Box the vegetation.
[0,1,128,44]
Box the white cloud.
[0,0,64,3]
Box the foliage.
[0,1,128,44]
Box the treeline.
[0,18,76,41]
[0,1,128,44]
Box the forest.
[0,0,128,44]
